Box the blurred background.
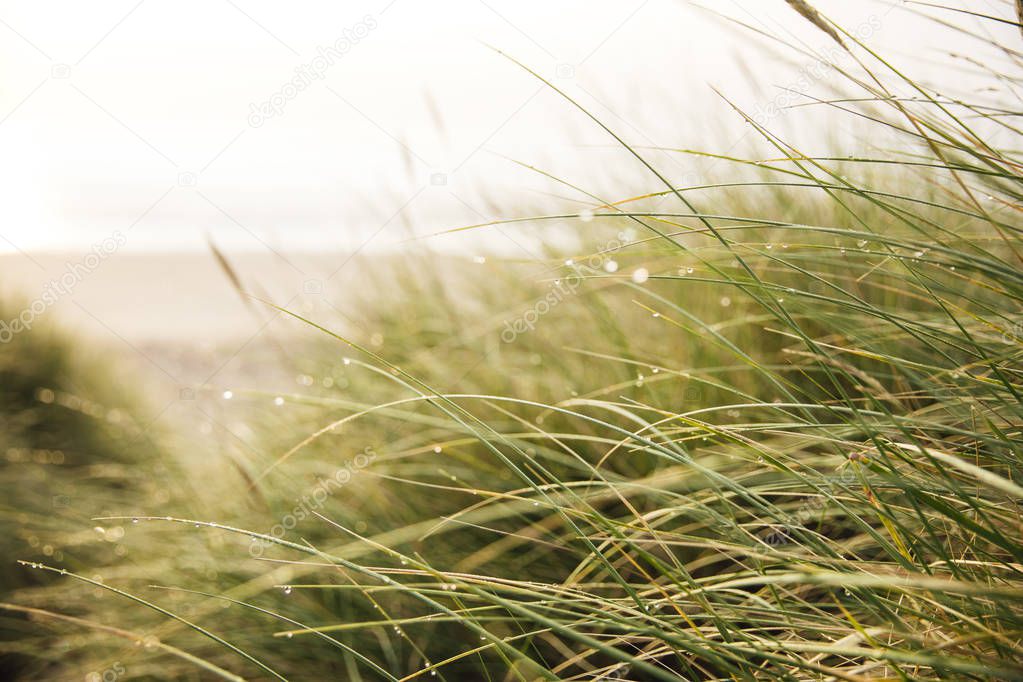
[0,0,1014,372]
[1,1,1006,249]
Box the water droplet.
[282,585,292,595]
[284,632,293,639]
[222,390,233,400]
[578,208,594,222]
[473,255,486,264]
[604,260,618,273]
[274,396,285,406]
[857,240,868,247]
[564,258,574,266]
[131,518,139,524]
[433,445,442,453]
[343,357,352,366]
[720,296,731,307]
[631,268,649,284]
[652,312,660,318]
[765,244,773,250]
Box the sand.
[0,250,366,394]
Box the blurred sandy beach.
[0,250,363,392]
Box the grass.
[3,3,1023,680]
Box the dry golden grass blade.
[785,0,846,48]
[1017,0,1023,39]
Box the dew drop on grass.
[131,518,139,524]
[857,240,868,247]
[472,255,486,264]
[720,296,731,307]
[284,632,293,639]
[282,585,292,595]
[604,259,618,273]
[564,259,573,266]
[632,268,649,284]
[273,396,284,406]
[342,357,351,366]
[433,445,442,453]
[222,390,233,400]
[652,312,660,318]
[578,208,594,222]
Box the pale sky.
[0,0,1016,253]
